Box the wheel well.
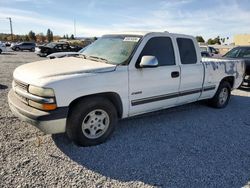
[68,92,123,119]
[221,76,234,88]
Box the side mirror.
[139,56,158,68]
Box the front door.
[129,36,181,116]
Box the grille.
[14,80,28,91]
[15,92,28,104]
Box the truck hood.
[13,57,116,85]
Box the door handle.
[171,71,180,78]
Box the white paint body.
[0,42,7,53]
[10,32,245,134]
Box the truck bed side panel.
[200,58,245,100]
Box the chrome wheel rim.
[219,87,228,105]
[81,109,110,139]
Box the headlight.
[28,85,55,97]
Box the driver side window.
[136,37,175,67]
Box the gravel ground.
[0,50,250,188]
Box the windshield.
[224,47,250,58]
[82,35,141,65]
[45,43,56,48]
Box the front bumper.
[35,48,47,57]
[8,89,68,134]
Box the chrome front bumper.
[8,89,68,134]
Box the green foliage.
[25,35,29,41]
[46,29,53,42]
[28,30,36,41]
[207,36,221,45]
[70,34,75,39]
[196,36,205,43]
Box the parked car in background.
[223,46,250,87]
[11,42,36,52]
[4,42,11,47]
[201,51,211,57]
[200,45,220,57]
[0,42,7,54]
[47,47,86,59]
[35,42,82,57]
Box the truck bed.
[201,57,245,89]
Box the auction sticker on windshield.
[123,37,140,42]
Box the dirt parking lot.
[0,50,250,187]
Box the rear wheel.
[66,97,118,146]
[208,81,231,108]
[30,47,35,52]
[15,47,20,51]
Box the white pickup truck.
[8,32,245,146]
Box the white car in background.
[47,47,87,59]
[0,42,7,54]
[200,45,221,57]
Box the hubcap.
[81,109,110,139]
[219,87,228,105]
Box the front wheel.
[208,81,231,108]
[66,97,118,146]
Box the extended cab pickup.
[8,32,245,146]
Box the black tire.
[0,49,2,54]
[30,47,35,52]
[66,97,118,146]
[15,47,20,51]
[208,81,231,108]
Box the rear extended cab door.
[128,33,181,116]
[174,35,204,104]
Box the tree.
[213,36,221,45]
[36,33,46,43]
[207,38,214,45]
[46,29,53,42]
[24,35,29,41]
[196,36,205,43]
[66,34,69,39]
[28,30,36,41]
[70,34,75,39]
[207,36,221,45]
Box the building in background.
[234,34,250,46]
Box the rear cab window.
[177,38,197,64]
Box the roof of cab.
[105,31,194,39]
[106,31,168,36]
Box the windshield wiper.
[88,56,109,64]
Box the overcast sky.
[0,0,250,40]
